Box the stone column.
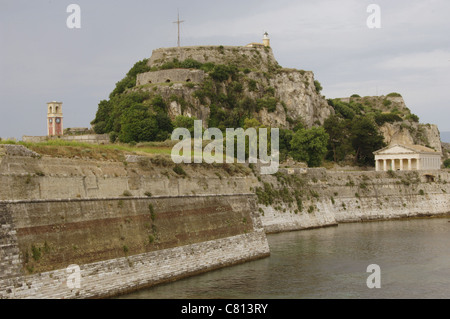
[375,160,379,171]
[408,158,412,171]
[400,159,404,171]
[383,159,387,171]
[391,159,395,171]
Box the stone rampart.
[1,151,449,298]
[0,194,269,299]
[258,169,450,233]
[137,69,205,86]
[22,135,109,145]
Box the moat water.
[118,218,450,299]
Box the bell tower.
[47,101,64,136]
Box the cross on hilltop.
[173,11,184,48]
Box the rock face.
[138,45,334,128]
[269,69,333,127]
[380,122,442,153]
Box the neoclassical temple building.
[374,144,442,171]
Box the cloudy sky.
[1,0,450,140]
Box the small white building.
[374,144,442,171]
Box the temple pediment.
[373,144,439,155]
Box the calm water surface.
[119,218,450,299]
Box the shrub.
[149,204,156,221]
[419,189,425,196]
[122,190,132,197]
[31,245,41,261]
[375,113,403,126]
[444,159,450,168]
[256,97,277,112]
[210,64,237,82]
[314,80,323,93]
[386,92,402,98]
[387,170,396,178]
[173,164,187,176]
[405,114,420,123]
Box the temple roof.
[373,144,441,155]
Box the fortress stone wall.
[258,168,450,233]
[22,134,110,145]
[0,149,448,298]
[147,45,278,72]
[0,195,269,299]
[137,69,206,86]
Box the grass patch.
[15,140,173,161]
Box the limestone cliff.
[380,122,442,153]
[137,46,333,128]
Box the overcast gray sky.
[1,0,449,140]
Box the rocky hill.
[91,44,443,164]
[334,95,442,153]
[133,45,333,129]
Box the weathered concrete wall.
[137,69,205,86]
[0,195,269,299]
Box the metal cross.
[173,11,185,48]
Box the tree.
[324,115,352,162]
[290,127,329,167]
[173,115,198,134]
[350,116,386,165]
[118,105,158,143]
[279,129,294,162]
